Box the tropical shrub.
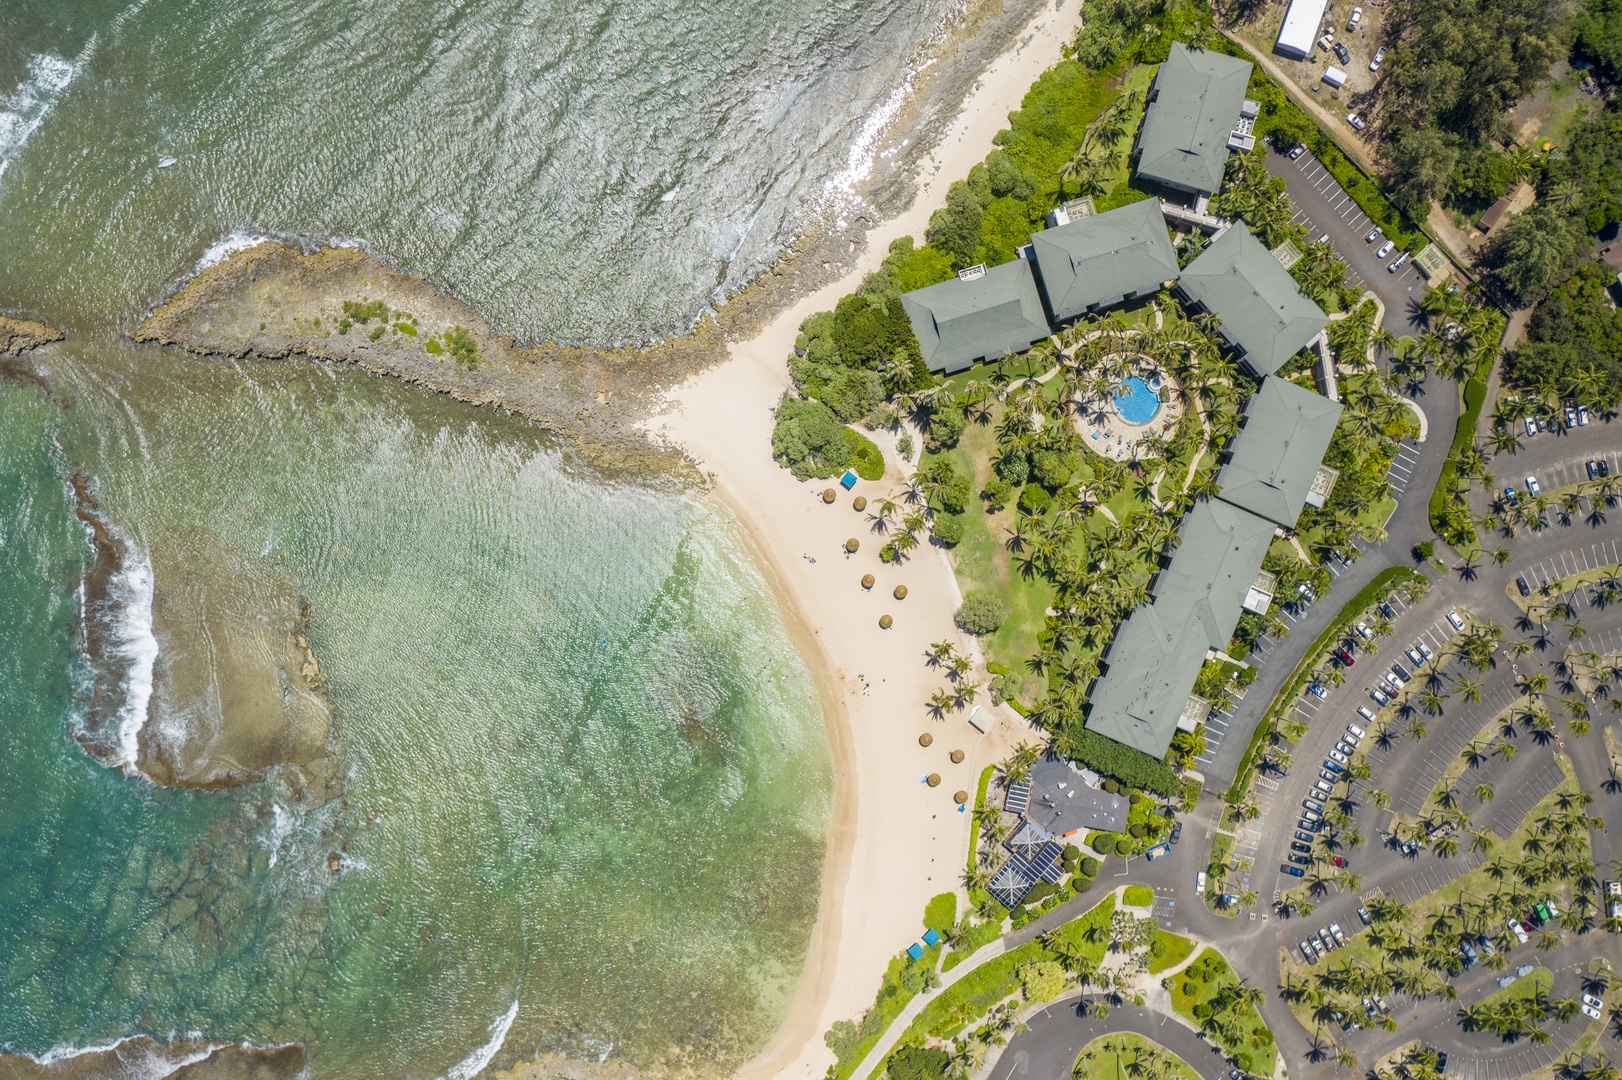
[955,593,1008,635]
[771,396,852,480]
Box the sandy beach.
[650,3,1084,1075]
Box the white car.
[1347,112,1366,131]
[1508,918,1529,944]
[1369,46,1385,71]
[1355,622,1372,639]
[1446,610,1466,631]
[1356,706,1375,722]
[1417,641,1434,661]
[1347,6,1362,28]
[1584,993,1604,1010]
[1315,778,1335,794]
[1347,722,1365,738]
[1584,1002,1603,1020]
[1525,416,1538,437]
[1197,870,1207,894]
[1388,251,1410,272]
[1370,687,1390,706]
[1579,404,1591,425]
[1375,240,1395,259]
[1526,475,1542,497]
[1328,749,1348,765]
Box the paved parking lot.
[1266,147,1430,335]
[1519,537,1622,592]
[1509,444,1620,495]
[1386,440,1421,496]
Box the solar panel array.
[1003,778,1032,816]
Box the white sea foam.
[435,1000,519,1080]
[103,533,159,772]
[0,54,77,186]
[821,74,914,212]
[193,231,275,274]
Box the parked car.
[1436,1051,1447,1073]
[1477,934,1496,955]
[1332,856,1347,868]
[1526,475,1542,497]
[1291,841,1313,854]
[1289,853,1312,866]
[1283,864,1305,877]
[1304,798,1325,813]
[1365,225,1383,243]
[1377,679,1398,697]
[1446,609,1466,631]
[1320,769,1340,783]
[1517,576,1531,596]
[1302,807,1322,822]
[1370,687,1390,706]
[1308,682,1328,699]
[1356,705,1375,722]
[1347,111,1365,131]
[1347,6,1362,28]
[1170,822,1182,845]
[1289,142,1307,160]
[1583,1000,1603,1020]
[1388,251,1409,272]
[1347,722,1365,738]
[1358,905,1372,925]
[1584,992,1605,1011]
[1379,601,1397,619]
[1375,239,1395,259]
[1328,749,1348,765]
[1417,641,1434,660]
[1503,484,1519,506]
[1295,830,1316,843]
[1369,46,1385,70]
[1323,759,1344,774]
[1545,897,1562,918]
[1335,740,1356,756]
[1298,581,1316,602]
[1334,41,1352,64]
[1525,416,1538,437]
[1314,778,1334,795]
[1579,404,1591,425]
[1508,918,1529,944]
[1197,870,1207,894]
[1406,646,1425,666]
[1300,817,1321,831]
[1319,928,1338,950]
[1391,661,1412,683]
[1334,646,1356,666]
[1355,621,1373,639]
[1302,940,1319,963]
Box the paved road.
[989,1000,1226,1080]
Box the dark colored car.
[1437,1051,1448,1073]
[1170,822,1182,845]
[1379,601,1397,619]
[1295,830,1316,843]
[1517,576,1531,596]
[1291,841,1313,854]
[1289,853,1311,866]
[1283,864,1305,877]
[1333,41,1351,64]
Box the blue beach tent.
[840,470,858,490]
[906,942,925,961]
[921,928,941,947]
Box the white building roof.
[1277,0,1330,58]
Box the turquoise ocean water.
[0,0,966,1073]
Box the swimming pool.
[1113,375,1162,425]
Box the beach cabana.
[922,928,942,947]
[906,942,925,961]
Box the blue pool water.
[1113,376,1162,425]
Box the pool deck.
[1073,363,1184,463]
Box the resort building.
[1175,222,1330,377]
[1215,375,1345,530]
[1132,43,1257,196]
[1082,375,1343,760]
[900,258,1052,374]
[1019,756,1128,836]
[1027,198,1181,323]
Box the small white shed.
[1322,66,1348,88]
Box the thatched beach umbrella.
[949,749,965,764]
[953,790,969,805]
[861,573,875,590]
[893,585,908,600]
[845,537,859,553]
[853,495,867,511]
[879,614,893,629]
[822,488,837,503]
[918,732,933,747]
[927,773,941,788]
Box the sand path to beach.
[650,3,1083,1076]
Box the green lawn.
[1073,1033,1201,1080]
[1123,884,1155,907]
[1146,930,1196,974]
[1477,966,1552,1010]
[1168,948,1277,1075]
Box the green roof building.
[1133,43,1254,196]
[900,259,1052,374]
[1175,223,1329,377]
[1028,199,1180,322]
[1216,374,1345,530]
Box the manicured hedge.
[1063,725,1181,797]
[1428,371,1489,547]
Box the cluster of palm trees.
[945,1000,1029,1079]
[1071,1037,1184,1080]
[1055,90,1144,202]
[925,639,983,716]
[1553,1049,1622,1080]
[1287,791,1604,1043]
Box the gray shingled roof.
[900,259,1052,374]
[1084,497,1277,756]
[1085,605,1212,758]
[1134,43,1253,195]
[1176,223,1329,376]
[1028,199,1180,322]
[1216,375,1346,529]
